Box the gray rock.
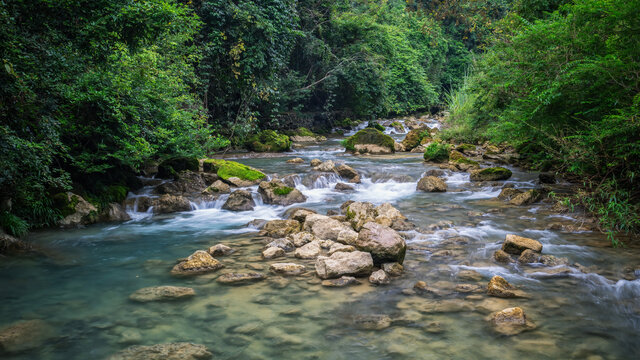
[315,251,374,279]
[216,272,266,284]
[129,286,195,302]
[265,238,295,252]
[269,263,306,276]
[262,247,286,259]
[207,244,235,256]
[294,241,321,259]
[417,176,447,192]
[353,314,392,330]
[222,190,255,211]
[353,222,406,265]
[262,219,301,238]
[369,270,390,285]
[321,276,359,287]
[258,179,307,206]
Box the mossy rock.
[157,157,199,179]
[401,128,430,150]
[342,128,395,153]
[390,121,402,128]
[202,159,266,182]
[454,157,480,166]
[294,127,315,137]
[52,192,80,217]
[366,121,385,132]
[423,143,451,163]
[449,150,465,161]
[470,167,513,181]
[246,130,291,152]
[273,186,294,196]
[456,144,477,153]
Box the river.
[1,119,639,359]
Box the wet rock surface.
[129,286,196,302]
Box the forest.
[1,0,638,240]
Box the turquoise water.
[1,123,639,359]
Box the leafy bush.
[246,130,291,152]
[342,128,395,152]
[0,212,29,238]
[423,143,451,162]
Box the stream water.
[1,119,639,359]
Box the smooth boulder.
[222,190,255,211]
[487,275,525,298]
[416,176,447,192]
[315,251,374,279]
[354,222,406,265]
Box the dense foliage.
[442,0,640,242]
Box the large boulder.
[335,164,360,183]
[107,342,213,360]
[416,176,447,192]
[343,128,395,154]
[303,214,354,241]
[129,286,195,302]
[202,180,230,195]
[153,195,192,214]
[202,159,265,185]
[502,234,543,255]
[157,157,199,179]
[294,241,321,259]
[54,192,98,227]
[245,130,291,152]
[497,187,522,201]
[99,203,131,222]
[374,203,407,228]
[469,167,512,181]
[315,251,374,279]
[312,160,336,172]
[401,128,428,150]
[171,250,224,276]
[0,319,54,353]
[222,190,255,211]
[509,189,542,206]
[286,208,317,223]
[345,201,377,231]
[490,307,536,336]
[262,219,301,238]
[353,222,406,265]
[155,171,207,195]
[258,180,307,206]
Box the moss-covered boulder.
[258,179,307,206]
[401,128,430,150]
[449,150,480,170]
[157,157,199,179]
[423,143,450,163]
[456,143,477,154]
[342,128,395,154]
[202,159,266,185]
[53,192,98,227]
[469,167,513,181]
[246,130,291,152]
[289,127,327,142]
[366,121,385,132]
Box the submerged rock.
[222,190,255,211]
[269,263,306,276]
[494,249,515,264]
[0,319,54,353]
[353,314,392,330]
[416,176,447,192]
[264,238,295,253]
[502,234,543,255]
[469,167,513,181]
[171,250,224,276]
[107,342,213,360]
[216,272,266,285]
[322,276,359,287]
[207,244,235,257]
[490,307,536,336]
[129,286,195,302]
[335,183,355,191]
[315,251,374,279]
[258,179,307,206]
[286,157,305,164]
[354,222,406,265]
[487,275,526,298]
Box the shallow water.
[1,120,639,359]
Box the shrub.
[423,143,451,162]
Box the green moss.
[479,167,512,176]
[343,128,395,152]
[52,192,79,217]
[367,121,385,132]
[295,127,315,137]
[390,121,402,128]
[273,186,294,196]
[456,143,477,153]
[402,128,430,150]
[454,157,479,166]
[246,130,291,152]
[423,143,451,163]
[157,156,199,179]
[203,159,266,181]
[345,209,356,220]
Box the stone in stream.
[375,203,410,229]
[262,247,285,259]
[107,342,213,360]
[222,190,255,211]
[294,241,321,259]
[518,249,541,264]
[171,250,224,276]
[382,262,404,276]
[129,286,195,302]
[286,207,317,223]
[509,189,543,206]
[312,160,335,172]
[287,157,305,164]
[490,307,536,336]
[321,276,359,287]
[335,183,355,191]
[416,175,447,192]
[264,238,295,252]
[309,159,322,167]
[0,319,54,353]
[345,201,377,231]
[328,242,355,255]
[287,231,319,247]
[258,179,307,206]
[497,187,523,201]
[469,167,513,181]
[353,314,392,330]
[353,222,406,265]
[493,249,515,263]
[303,214,354,242]
[269,263,306,276]
[502,234,543,255]
[315,251,374,279]
[152,194,192,214]
[487,275,526,298]
[216,272,266,285]
[99,203,131,222]
[207,244,235,256]
[261,219,301,238]
[369,270,390,285]
[202,180,230,195]
[335,164,361,183]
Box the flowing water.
[1,120,639,359]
